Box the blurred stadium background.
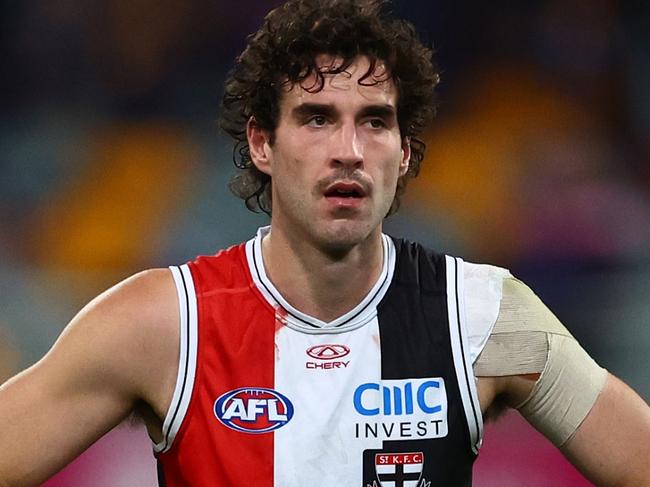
[1,0,648,485]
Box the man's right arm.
[0,269,179,487]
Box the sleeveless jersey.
[155,231,483,486]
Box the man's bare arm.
[502,372,650,486]
[0,269,179,487]
[561,374,650,486]
[476,275,650,485]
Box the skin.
[1,56,649,486]
[0,269,179,486]
[248,55,410,321]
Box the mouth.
[323,181,367,199]
[322,181,368,210]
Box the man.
[1,0,649,486]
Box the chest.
[160,299,477,486]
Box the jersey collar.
[245,226,396,334]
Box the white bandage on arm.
[474,277,608,447]
[516,333,608,446]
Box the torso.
[145,234,497,486]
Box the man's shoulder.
[69,268,181,403]
[74,268,180,358]
[92,268,177,322]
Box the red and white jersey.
[155,228,507,486]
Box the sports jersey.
[154,228,499,486]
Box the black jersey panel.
[377,239,448,379]
[375,238,475,486]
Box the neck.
[261,224,384,323]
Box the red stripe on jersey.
[157,244,277,486]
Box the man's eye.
[367,118,386,129]
[306,115,328,127]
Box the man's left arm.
[503,371,650,486]
[560,373,650,486]
[474,275,650,486]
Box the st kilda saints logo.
[363,448,429,487]
[214,387,294,433]
[305,344,351,370]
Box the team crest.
[375,452,423,487]
[363,447,428,487]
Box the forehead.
[280,55,398,111]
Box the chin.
[314,220,377,252]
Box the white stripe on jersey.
[153,264,199,454]
[446,256,484,453]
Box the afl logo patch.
[214,387,294,434]
[306,344,350,360]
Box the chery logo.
[306,344,350,360]
[306,344,350,370]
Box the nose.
[331,121,363,167]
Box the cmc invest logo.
[306,344,350,360]
[214,387,294,434]
[352,378,449,440]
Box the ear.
[247,117,273,176]
[399,137,411,177]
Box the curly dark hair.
[220,0,439,216]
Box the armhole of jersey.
[153,264,199,454]
[445,255,484,454]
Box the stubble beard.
[271,169,396,258]
[273,191,379,259]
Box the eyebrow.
[291,103,337,120]
[357,104,396,121]
[291,102,397,122]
